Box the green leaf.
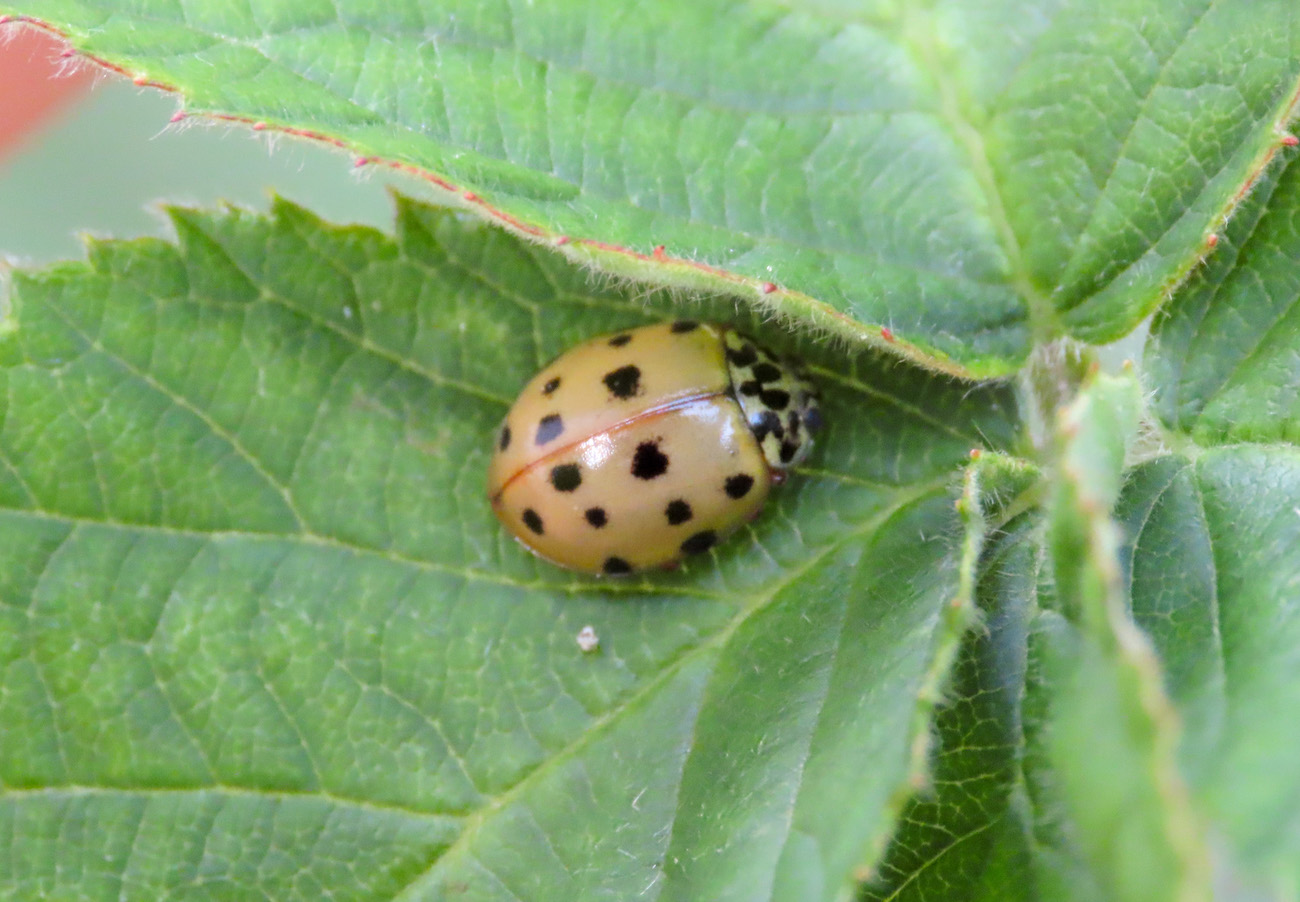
[5,1,1296,373]
[1021,370,1210,902]
[1148,152,1300,444]
[1117,448,1300,894]
[6,1,1300,897]
[0,196,1018,900]
[861,514,1037,902]
[1047,369,1141,627]
[1139,125,1300,893]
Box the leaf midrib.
[0,508,736,602]
[897,1,1056,343]
[0,783,461,823]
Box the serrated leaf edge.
[848,455,997,891]
[1053,373,1212,902]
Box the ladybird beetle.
[487,321,823,575]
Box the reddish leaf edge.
[0,13,1012,381]
[7,15,1296,382]
[1062,71,1300,346]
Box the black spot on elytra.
[608,334,632,348]
[739,380,762,396]
[780,441,799,464]
[680,530,718,556]
[550,463,582,492]
[727,343,758,368]
[665,499,693,525]
[603,556,632,574]
[603,364,642,400]
[498,425,511,451]
[760,389,791,411]
[752,362,783,383]
[631,440,669,479]
[670,320,699,333]
[804,407,824,432]
[787,411,801,436]
[585,507,608,528]
[751,410,782,443]
[535,413,564,445]
[724,473,754,499]
[542,377,561,395]
[522,509,544,535]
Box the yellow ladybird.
[487,321,823,574]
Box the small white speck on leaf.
[576,625,599,653]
